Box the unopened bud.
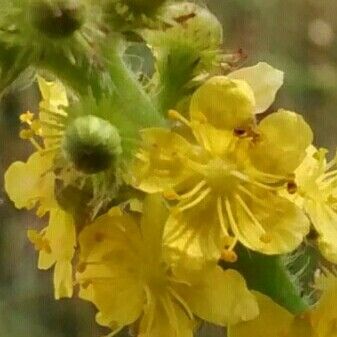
[30,0,86,38]
[62,115,122,174]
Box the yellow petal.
[228,292,293,337]
[4,152,55,211]
[190,76,255,130]
[164,194,226,261]
[176,266,259,326]
[228,62,284,114]
[131,128,198,193]
[77,214,144,327]
[138,297,194,337]
[46,209,76,261]
[311,271,337,337]
[233,192,310,254]
[250,110,313,175]
[54,260,73,299]
[305,200,337,263]
[140,195,168,261]
[37,76,68,108]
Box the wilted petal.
[228,62,284,114]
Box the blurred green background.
[0,0,336,336]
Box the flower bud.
[124,0,166,14]
[30,0,86,38]
[62,115,122,174]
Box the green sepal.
[220,244,317,314]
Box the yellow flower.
[229,270,337,337]
[28,208,76,299]
[293,146,337,263]
[76,195,259,336]
[132,76,311,261]
[4,151,56,216]
[228,292,314,337]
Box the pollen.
[220,249,238,263]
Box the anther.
[163,190,180,200]
[220,250,238,263]
[233,128,247,138]
[287,181,298,194]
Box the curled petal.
[228,62,284,114]
[190,76,255,130]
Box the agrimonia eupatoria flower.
[131,64,312,261]
[76,195,259,336]
[229,269,337,337]
[291,146,337,264]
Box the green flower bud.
[124,0,166,14]
[30,0,86,38]
[63,115,122,174]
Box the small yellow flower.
[76,195,259,336]
[4,151,56,216]
[228,292,313,337]
[28,208,76,299]
[132,76,311,261]
[229,270,337,337]
[293,146,337,263]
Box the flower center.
[206,157,239,194]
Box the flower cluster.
[2,1,337,337]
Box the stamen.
[40,120,65,131]
[168,109,191,127]
[168,287,193,320]
[238,185,265,206]
[104,326,124,337]
[39,146,60,156]
[143,285,155,335]
[176,187,211,213]
[20,111,34,124]
[220,249,238,263]
[235,194,267,239]
[217,196,229,236]
[29,138,43,151]
[176,180,207,200]
[161,295,179,335]
[320,169,337,181]
[231,171,280,191]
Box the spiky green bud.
[30,0,86,38]
[63,115,122,174]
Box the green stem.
[104,42,165,128]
